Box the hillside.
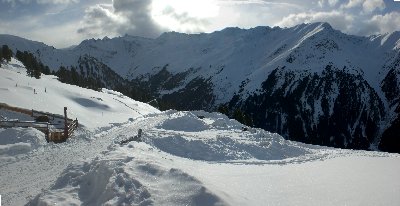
[0,59,400,206]
[0,58,159,130]
[0,22,399,152]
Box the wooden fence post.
[64,107,68,138]
[46,123,49,142]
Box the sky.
[0,0,399,48]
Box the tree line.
[55,65,104,91]
[218,104,253,127]
[0,45,13,66]
[15,50,50,78]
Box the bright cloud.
[151,0,219,33]
[365,11,400,34]
[276,11,355,33]
[341,0,386,12]
[362,0,385,13]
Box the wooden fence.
[0,103,79,143]
[0,103,32,116]
[48,119,79,143]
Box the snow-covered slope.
[28,110,400,206]
[0,58,159,130]
[0,60,400,206]
[1,22,399,152]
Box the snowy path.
[0,63,160,206]
[0,128,114,205]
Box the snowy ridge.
[3,22,398,102]
[1,22,398,104]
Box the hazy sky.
[1,0,399,48]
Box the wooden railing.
[0,103,79,143]
[32,109,64,121]
[47,119,78,143]
[0,103,32,116]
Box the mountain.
[0,22,399,152]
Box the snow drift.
[28,110,400,206]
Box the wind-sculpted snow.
[157,112,210,132]
[28,110,313,205]
[29,156,153,206]
[107,110,318,163]
[0,127,46,164]
[29,140,227,206]
[27,110,400,206]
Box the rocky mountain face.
[230,66,386,150]
[0,22,399,152]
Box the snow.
[0,58,159,130]
[28,110,400,206]
[0,127,46,163]
[1,59,400,206]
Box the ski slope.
[0,60,400,206]
[0,58,159,130]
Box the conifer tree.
[1,45,12,62]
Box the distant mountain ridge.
[1,22,399,152]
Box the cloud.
[341,0,385,13]
[342,0,363,9]
[77,4,127,37]
[1,0,398,49]
[1,0,78,5]
[0,13,81,48]
[78,0,221,38]
[78,0,164,39]
[318,0,339,7]
[276,10,355,33]
[275,0,397,36]
[160,6,210,32]
[217,0,302,9]
[362,12,400,35]
[362,0,385,13]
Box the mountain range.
[0,22,399,152]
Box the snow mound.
[157,111,210,132]
[116,110,311,162]
[148,128,309,162]
[0,127,46,163]
[29,145,226,206]
[157,110,246,132]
